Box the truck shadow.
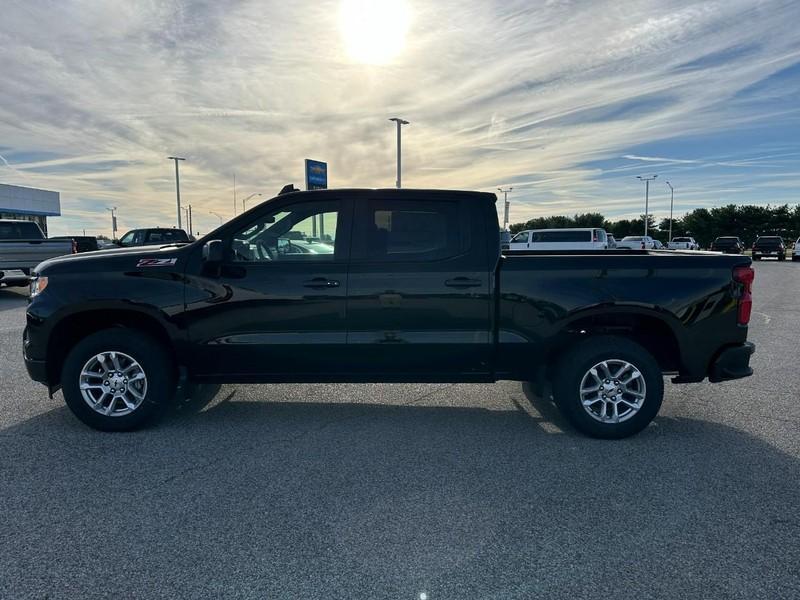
[2,387,798,598]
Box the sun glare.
[339,0,411,65]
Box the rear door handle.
[303,277,340,289]
[444,277,481,288]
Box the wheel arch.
[46,308,178,387]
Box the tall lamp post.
[209,211,224,225]
[389,117,409,188]
[665,181,674,243]
[167,156,186,229]
[498,187,513,230]
[637,174,657,236]
[241,192,262,212]
[106,206,118,240]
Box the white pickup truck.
[0,220,74,286]
[668,236,699,250]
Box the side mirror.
[203,240,224,263]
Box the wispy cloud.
[0,0,798,235]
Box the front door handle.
[303,277,340,289]
[444,277,482,288]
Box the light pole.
[241,192,262,211]
[497,187,513,230]
[167,156,186,229]
[209,211,224,225]
[233,173,237,215]
[106,206,118,240]
[665,181,674,243]
[389,117,409,188]
[637,174,657,236]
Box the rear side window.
[358,199,464,262]
[147,230,188,243]
[532,230,590,243]
[0,221,42,239]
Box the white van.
[506,228,609,251]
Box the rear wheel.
[752,255,761,261]
[61,329,175,431]
[552,335,663,439]
[778,254,786,261]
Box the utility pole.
[637,174,657,236]
[665,181,674,242]
[497,187,513,230]
[106,207,118,240]
[188,204,193,235]
[233,173,237,216]
[167,156,186,229]
[389,117,409,188]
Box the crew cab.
[116,228,191,247]
[710,236,744,254]
[0,219,75,286]
[668,237,699,250]
[506,228,608,251]
[24,189,755,439]
[751,236,786,261]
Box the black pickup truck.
[24,188,755,438]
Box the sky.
[0,0,799,237]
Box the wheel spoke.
[110,352,123,372]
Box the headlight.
[29,276,49,298]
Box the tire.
[793,256,800,262]
[61,329,175,431]
[551,335,664,439]
[752,255,760,261]
[778,255,786,261]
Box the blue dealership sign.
[305,159,328,190]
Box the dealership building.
[0,183,61,235]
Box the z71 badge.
[137,258,178,267]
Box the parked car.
[607,234,617,249]
[710,237,744,254]
[0,219,75,286]
[117,228,191,247]
[616,235,657,250]
[653,239,665,249]
[506,228,608,251]
[668,237,699,250]
[792,238,800,262]
[50,235,99,253]
[24,188,755,439]
[752,236,785,261]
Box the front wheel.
[552,336,664,439]
[61,329,175,431]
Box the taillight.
[733,265,754,326]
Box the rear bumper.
[708,342,755,383]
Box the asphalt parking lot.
[1,261,798,600]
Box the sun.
[339,0,412,65]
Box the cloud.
[0,0,798,235]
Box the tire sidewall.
[61,329,173,431]
[553,336,664,439]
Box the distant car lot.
[0,261,798,599]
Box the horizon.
[1,0,799,237]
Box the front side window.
[119,231,137,246]
[510,231,529,243]
[360,200,462,262]
[230,201,339,262]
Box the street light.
[167,156,186,229]
[209,211,224,225]
[106,206,118,240]
[665,181,674,243]
[241,192,262,211]
[497,187,513,230]
[389,117,409,188]
[636,174,658,237]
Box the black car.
[23,188,755,439]
[50,235,99,253]
[751,236,785,261]
[710,236,744,254]
[117,228,190,247]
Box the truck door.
[345,194,492,379]
[184,197,352,377]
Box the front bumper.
[708,342,755,382]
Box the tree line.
[509,204,800,247]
